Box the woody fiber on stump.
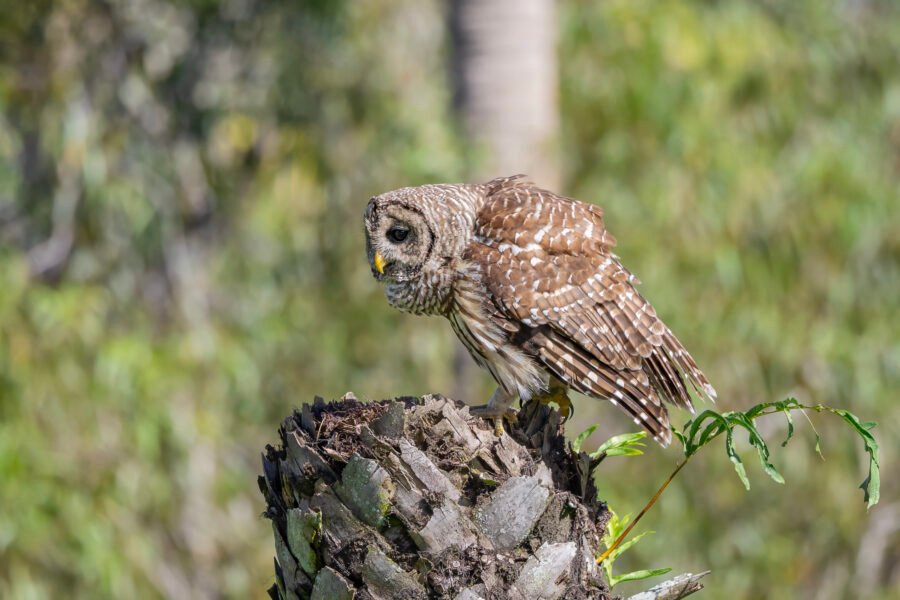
[258,393,708,599]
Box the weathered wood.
[335,454,394,527]
[362,545,427,599]
[510,541,578,599]
[626,571,711,600]
[474,467,553,551]
[310,567,354,600]
[260,394,704,599]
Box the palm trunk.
[259,395,612,599]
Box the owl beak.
[374,251,386,275]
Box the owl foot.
[535,387,573,421]
[469,404,518,436]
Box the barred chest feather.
[386,261,547,399]
[384,269,455,315]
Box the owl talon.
[469,405,518,436]
[536,386,574,421]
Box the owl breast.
[447,261,547,400]
[384,269,456,315]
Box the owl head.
[364,183,482,284]
[364,196,437,284]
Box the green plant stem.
[596,400,879,564]
[596,406,779,565]
[596,455,692,564]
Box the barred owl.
[364,176,716,445]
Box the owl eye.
[387,226,409,243]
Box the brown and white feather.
[365,175,716,446]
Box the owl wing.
[468,177,716,444]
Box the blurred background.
[0,0,897,598]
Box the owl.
[364,176,716,445]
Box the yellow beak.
[374,251,386,275]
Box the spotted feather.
[467,177,716,442]
[364,175,716,446]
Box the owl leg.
[470,387,518,436]
[533,377,573,420]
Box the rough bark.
[259,394,613,599]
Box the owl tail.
[535,331,674,446]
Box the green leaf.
[686,410,718,445]
[752,440,785,484]
[603,447,645,457]
[833,409,880,508]
[685,410,729,456]
[606,529,654,562]
[609,567,673,586]
[802,412,825,460]
[591,431,647,460]
[599,511,671,589]
[728,412,784,484]
[781,406,795,447]
[725,427,750,490]
[603,510,630,541]
[698,420,725,449]
[859,468,879,510]
[572,424,597,454]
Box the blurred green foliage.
[0,0,897,598]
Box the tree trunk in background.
[449,0,561,189]
[449,0,561,400]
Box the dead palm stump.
[259,394,612,600]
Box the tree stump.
[259,393,613,599]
